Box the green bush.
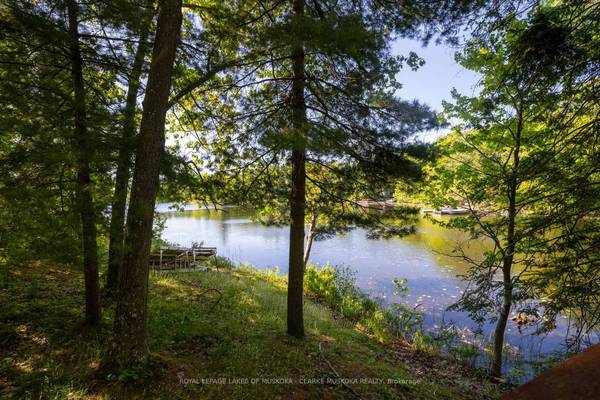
[340,295,363,320]
[304,263,426,343]
[363,310,390,341]
[210,256,237,270]
[304,263,376,322]
[304,264,339,306]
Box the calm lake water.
[157,203,574,369]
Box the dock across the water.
[421,207,470,215]
[149,246,217,271]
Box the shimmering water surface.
[157,203,573,361]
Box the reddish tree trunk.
[287,0,307,339]
[109,0,182,368]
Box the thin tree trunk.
[67,0,100,325]
[109,0,182,368]
[303,212,317,268]
[491,114,522,378]
[491,245,514,378]
[287,0,307,339]
[106,15,152,294]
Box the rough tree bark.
[287,0,307,339]
[67,0,100,325]
[491,113,522,378]
[109,0,182,368]
[106,13,152,294]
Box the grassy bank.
[0,262,503,399]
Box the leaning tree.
[429,0,599,377]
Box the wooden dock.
[433,207,470,215]
[355,198,396,209]
[149,246,217,271]
[421,207,470,215]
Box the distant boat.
[433,207,470,215]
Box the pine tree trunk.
[109,0,182,368]
[491,114,522,378]
[303,212,317,268]
[287,0,307,339]
[106,15,152,294]
[67,0,100,326]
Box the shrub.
[304,264,339,306]
[210,256,237,270]
[304,263,425,343]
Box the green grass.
[0,262,502,399]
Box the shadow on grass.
[0,263,496,400]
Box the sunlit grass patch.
[0,262,502,399]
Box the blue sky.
[391,38,481,141]
[169,38,481,146]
